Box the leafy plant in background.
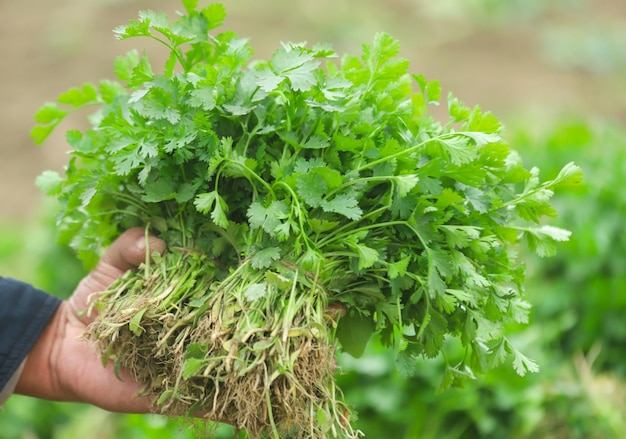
[510,119,626,376]
[414,0,580,26]
[542,24,626,74]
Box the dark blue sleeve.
[0,277,62,391]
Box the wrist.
[0,360,26,406]
[14,302,68,401]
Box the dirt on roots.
[85,250,357,438]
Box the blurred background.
[1,0,625,438]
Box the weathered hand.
[15,228,165,413]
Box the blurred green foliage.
[512,119,626,376]
[415,0,582,25]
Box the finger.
[85,227,167,291]
[69,228,166,323]
[101,227,167,272]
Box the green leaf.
[182,357,205,379]
[129,308,148,336]
[439,225,481,249]
[182,0,199,14]
[509,341,540,376]
[269,46,318,92]
[436,365,475,394]
[255,68,283,93]
[522,225,571,257]
[301,135,330,150]
[244,282,267,302]
[427,267,447,298]
[467,107,502,134]
[30,124,57,145]
[142,179,177,202]
[112,148,142,175]
[321,193,362,220]
[370,32,400,66]
[296,172,327,208]
[115,50,141,82]
[417,306,448,357]
[553,161,584,189]
[247,200,289,236]
[448,94,471,122]
[35,170,64,196]
[336,311,375,358]
[388,256,411,279]
[194,191,229,228]
[156,389,174,406]
[430,135,478,165]
[113,355,124,381]
[186,343,207,359]
[251,247,281,269]
[510,298,531,324]
[201,3,227,30]
[309,219,340,234]
[351,243,379,270]
[445,289,478,308]
[57,83,98,107]
[129,55,154,87]
[99,80,126,103]
[34,102,68,124]
[394,174,419,197]
[247,202,268,230]
[396,349,418,377]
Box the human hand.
[15,228,166,413]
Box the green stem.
[497,184,553,210]
[324,175,396,199]
[316,205,388,247]
[318,218,404,248]
[273,180,314,251]
[148,34,188,72]
[224,158,275,197]
[110,192,150,214]
[264,367,281,439]
[354,134,452,173]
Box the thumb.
[100,227,167,272]
[69,228,166,324]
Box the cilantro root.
[34,1,581,438]
[88,248,356,438]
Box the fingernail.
[135,235,148,253]
[137,234,166,256]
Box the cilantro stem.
[273,180,315,251]
[320,220,405,247]
[111,192,150,214]
[353,132,458,173]
[147,34,189,72]
[321,220,430,265]
[355,125,384,170]
[496,184,554,210]
[324,175,396,200]
[264,372,281,439]
[224,159,275,198]
[316,206,389,247]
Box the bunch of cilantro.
[32,1,581,437]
